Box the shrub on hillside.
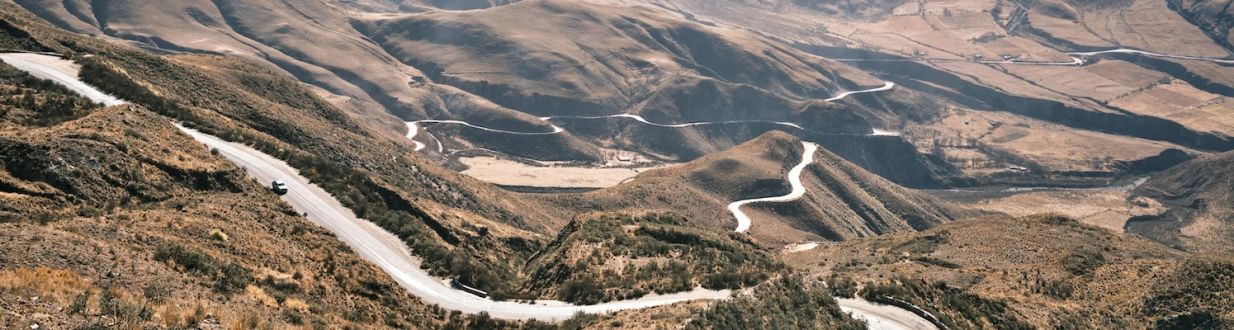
[686,276,866,330]
[153,243,252,294]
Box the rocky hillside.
[0,2,571,302]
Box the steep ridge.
[9,0,566,139]
[356,0,854,118]
[1131,150,1234,254]
[536,131,968,246]
[520,213,775,305]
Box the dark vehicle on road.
[271,180,289,195]
[451,279,489,298]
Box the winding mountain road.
[6,51,940,328]
[838,298,938,330]
[729,141,818,233]
[404,121,429,151]
[410,119,565,135]
[542,113,804,129]
[835,47,1234,67]
[405,81,898,150]
[1,52,732,321]
[181,126,733,320]
[726,141,938,329]
[825,81,896,101]
[0,53,124,106]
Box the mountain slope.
[1025,0,1230,57]
[14,0,893,161]
[1131,150,1234,254]
[539,131,970,246]
[0,64,444,328]
[357,0,867,118]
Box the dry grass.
[0,268,92,304]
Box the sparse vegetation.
[208,229,228,241]
[1061,246,1107,276]
[1143,257,1234,326]
[969,32,1005,43]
